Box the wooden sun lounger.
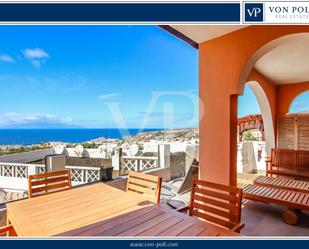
[254,175,309,194]
[242,184,309,225]
[162,161,199,208]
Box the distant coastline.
[0,128,163,146]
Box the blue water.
[0,129,162,146]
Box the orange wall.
[247,70,277,128]
[199,26,309,186]
[277,82,309,115]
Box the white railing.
[0,162,101,192]
[0,162,102,204]
[121,156,159,172]
[0,162,45,191]
[0,162,45,178]
[65,165,101,185]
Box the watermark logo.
[244,3,264,22]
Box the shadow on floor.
[241,201,309,236]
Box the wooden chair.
[177,179,244,232]
[0,225,15,236]
[28,169,72,198]
[126,171,162,204]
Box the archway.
[237,81,275,176]
[246,81,275,156]
[238,33,309,154]
[238,32,309,94]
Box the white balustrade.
[0,162,101,194]
[0,162,45,191]
[121,156,159,172]
[65,165,100,185]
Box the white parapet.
[159,144,170,169]
[0,162,45,191]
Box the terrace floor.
[241,200,309,236]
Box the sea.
[0,128,162,146]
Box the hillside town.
[0,128,199,156]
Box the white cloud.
[22,48,49,69]
[99,92,122,101]
[30,60,43,69]
[0,113,73,127]
[23,48,49,59]
[0,54,14,63]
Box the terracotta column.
[199,45,238,186]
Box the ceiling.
[254,34,309,84]
[170,25,248,43]
[170,26,309,85]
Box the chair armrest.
[265,157,272,163]
[0,225,13,234]
[230,223,245,233]
[176,206,189,213]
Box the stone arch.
[246,81,275,156]
[239,33,309,94]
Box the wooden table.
[6,183,238,237]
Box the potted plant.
[100,161,113,181]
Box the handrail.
[65,165,101,171]
[0,162,44,167]
[122,156,158,160]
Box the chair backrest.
[126,171,162,204]
[271,148,309,171]
[0,225,14,236]
[188,179,242,230]
[28,169,71,198]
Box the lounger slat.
[242,184,309,211]
[254,176,309,194]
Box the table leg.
[6,214,17,236]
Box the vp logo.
[247,7,261,18]
[244,3,264,22]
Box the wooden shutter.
[298,115,309,150]
[278,114,309,151]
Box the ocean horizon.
[0,128,163,146]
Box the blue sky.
[238,85,261,117]
[289,91,309,113]
[1,25,306,129]
[0,25,198,129]
[239,86,309,116]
